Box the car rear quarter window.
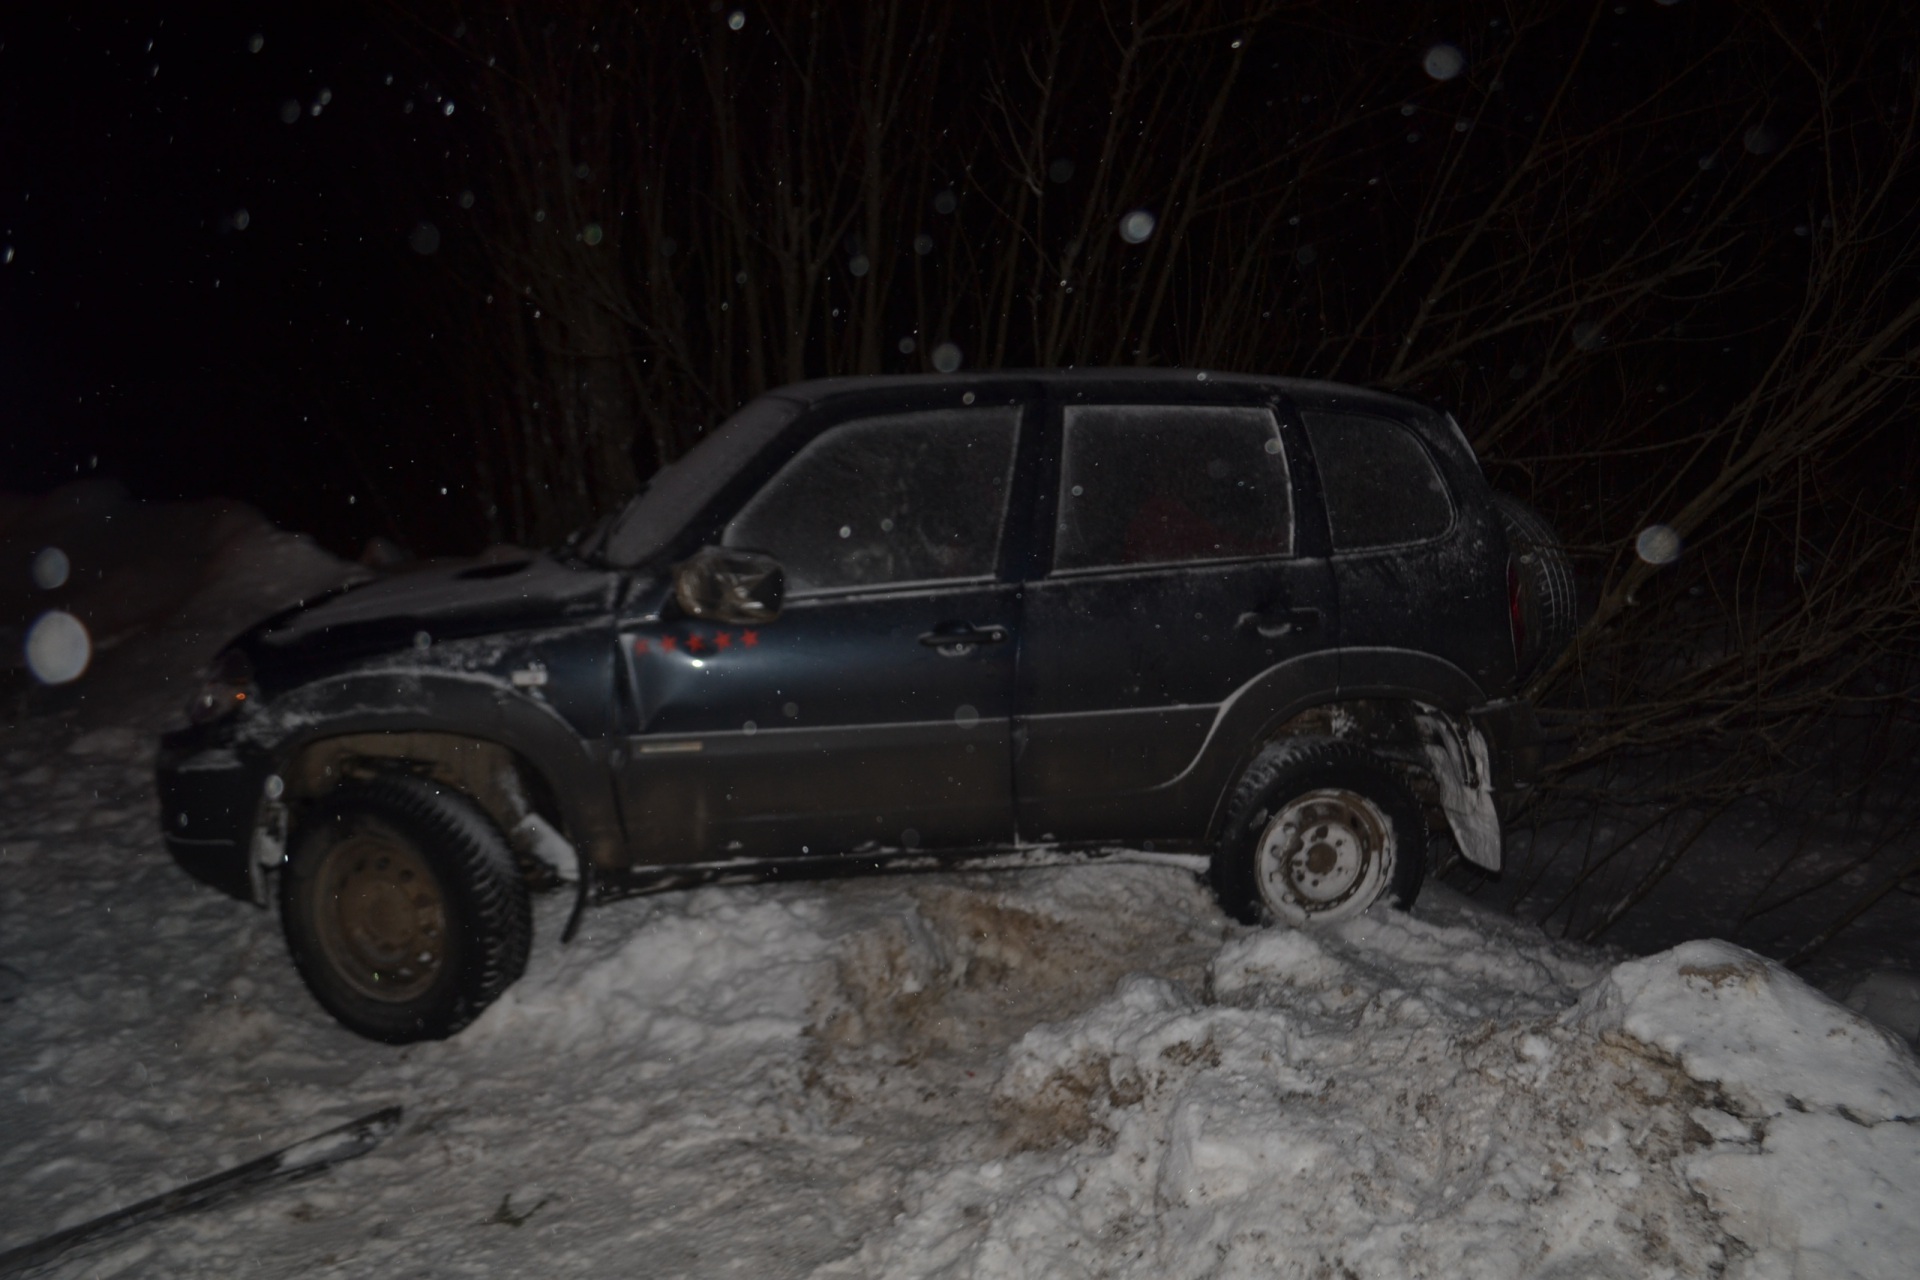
[722,406,1020,592]
[1301,411,1454,551]
[1052,405,1293,571]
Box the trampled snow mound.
[816,906,1920,1280]
[822,902,1721,1279]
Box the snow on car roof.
[776,367,1437,418]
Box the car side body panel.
[155,369,1542,908]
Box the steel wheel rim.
[313,831,448,1003]
[1254,787,1393,924]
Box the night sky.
[5,4,1915,566]
[2,6,472,557]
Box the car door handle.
[918,623,1008,655]
[1236,607,1322,640]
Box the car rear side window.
[1052,405,1293,572]
[1302,411,1454,551]
[722,406,1020,593]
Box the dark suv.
[157,371,1570,1042]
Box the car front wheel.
[281,774,531,1043]
[1211,738,1426,927]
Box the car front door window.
[723,407,1021,592]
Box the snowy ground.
[3,490,1919,1278]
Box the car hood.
[239,555,624,685]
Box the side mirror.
[672,547,785,624]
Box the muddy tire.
[281,774,530,1043]
[1491,492,1578,680]
[1210,738,1426,927]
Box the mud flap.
[1412,705,1502,872]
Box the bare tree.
[394,0,1920,951]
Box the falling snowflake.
[31,547,70,590]
[1635,525,1682,565]
[1424,44,1465,81]
[26,611,91,685]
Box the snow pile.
[823,902,1727,1279]
[1575,941,1920,1280]
[469,895,839,1060]
[813,911,1920,1280]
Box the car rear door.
[616,389,1035,863]
[1012,389,1338,843]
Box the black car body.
[157,371,1552,1039]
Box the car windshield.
[594,394,805,568]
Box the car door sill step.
[592,844,1211,902]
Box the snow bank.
[1574,940,1920,1280]
[814,904,1920,1280]
[823,901,1721,1280]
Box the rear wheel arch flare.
[1208,697,1438,842]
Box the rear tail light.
[1507,558,1527,666]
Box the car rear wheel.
[1211,738,1426,927]
[281,774,530,1043]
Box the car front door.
[1013,394,1338,844]
[616,393,1031,863]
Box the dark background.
[1,5,467,558]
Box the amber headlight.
[188,648,257,725]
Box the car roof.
[770,368,1437,422]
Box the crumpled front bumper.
[156,721,274,902]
